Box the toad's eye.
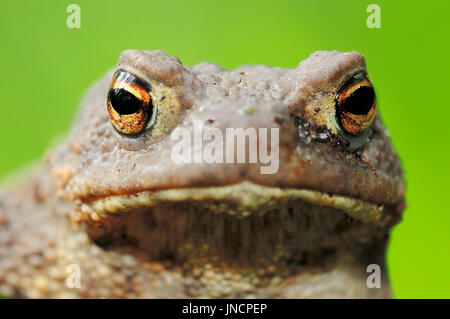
[107,70,153,135]
[335,73,376,135]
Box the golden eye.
[107,70,153,135]
[335,73,376,135]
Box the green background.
[0,0,449,298]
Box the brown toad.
[0,49,404,298]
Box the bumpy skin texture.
[0,50,404,298]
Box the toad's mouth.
[81,181,387,224]
[78,181,399,265]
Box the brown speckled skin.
[0,50,404,298]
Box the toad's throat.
[87,199,386,268]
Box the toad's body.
[0,50,404,298]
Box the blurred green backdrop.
[0,0,449,298]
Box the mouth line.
[80,181,386,224]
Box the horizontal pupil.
[108,88,143,115]
[341,86,375,116]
